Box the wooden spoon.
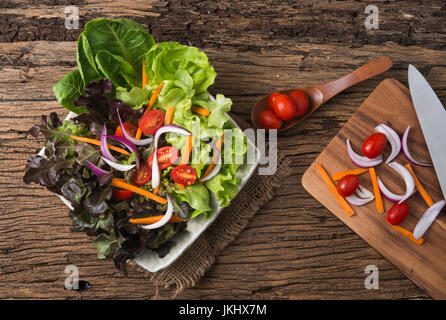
[251,56,393,132]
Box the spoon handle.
[316,56,393,104]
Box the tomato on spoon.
[272,94,297,121]
[259,109,282,129]
[289,90,310,117]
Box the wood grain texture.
[1,0,445,299]
[302,79,446,299]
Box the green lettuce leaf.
[53,70,86,114]
[145,42,216,95]
[172,184,212,218]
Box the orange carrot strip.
[191,105,210,116]
[316,163,355,216]
[392,225,424,245]
[177,184,186,190]
[369,168,384,214]
[164,106,175,125]
[70,136,130,156]
[129,214,184,225]
[200,136,224,181]
[180,135,193,165]
[405,164,434,207]
[154,186,159,193]
[111,178,167,205]
[332,168,368,181]
[135,81,165,139]
[142,60,148,87]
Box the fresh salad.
[23,18,247,271]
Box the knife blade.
[408,64,446,199]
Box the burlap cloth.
[127,116,293,298]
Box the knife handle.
[316,56,393,104]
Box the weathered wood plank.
[2,0,445,299]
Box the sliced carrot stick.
[180,135,193,165]
[135,81,165,139]
[191,105,210,116]
[70,135,130,156]
[164,106,175,125]
[111,178,167,205]
[369,167,384,214]
[316,163,355,216]
[154,186,159,193]
[142,60,148,87]
[177,184,186,190]
[129,214,184,225]
[200,136,223,181]
[392,225,424,245]
[332,168,368,181]
[405,163,434,207]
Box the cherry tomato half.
[289,90,310,117]
[268,92,281,109]
[362,132,387,159]
[131,162,152,186]
[148,146,179,170]
[272,94,297,121]
[387,202,410,225]
[336,174,360,197]
[112,189,134,201]
[139,109,164,135]
[259,109,282,130]
[171,165,197,185]
[115,122,137,138]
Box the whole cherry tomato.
[336,174,360,197]
[268,92,281,109]
[289,90,310,117]
[387,202,410,225]
[259,109,282,129]
[362,133,387,159]
[272,94,297,121]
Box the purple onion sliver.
[117,110,153,146]
[105,135,138,154]
[346,139,383,168]
[100,124,117,162]
[413,200,446,240]
[85,160,110,179]
[151,124,191,189]
[401,126,432,167]
[375,124,401,164]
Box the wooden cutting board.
[302,78,446,299]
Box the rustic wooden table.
[1,0,445,299]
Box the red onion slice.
[105,134,140,169]
[101,156,136,172]
[345,185,374,206]
[151,125,191,189]
[85,160,110,178]
[100,124,117,162]
[142,194,173,230]
[402,126,432,167]
[375,124,401,164]
[413,200,446,240]
[377,162,416,203]
[346,139,383,168]
[117,110,153,146]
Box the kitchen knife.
[408,64,446,199]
